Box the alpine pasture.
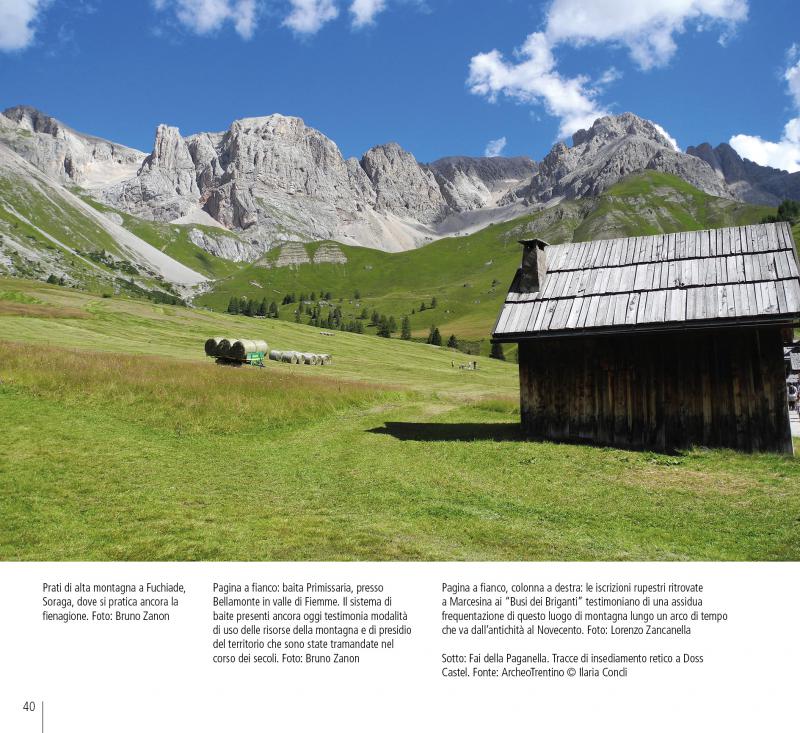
[1,277,798,561]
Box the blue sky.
[1,0,799,170]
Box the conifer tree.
[401,316,411,340]
[447,334,458,349]
[490,342,506,361]
[427,325,442,346]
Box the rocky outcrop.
[505,113,730,205]
[312,242,348,264]
[686,141,800,205]
[3,106,757,264]
[94,114,544,256]
[275,242,311,267]
[427,155,537,210]
[101,125,201,221]
[360,143,448,225]
[1,105,144,189]
[188,228,255,262]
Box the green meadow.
[1,277,798,561]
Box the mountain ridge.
[1,105,760,262]
[686,141,800,205]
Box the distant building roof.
[494,222,800,340]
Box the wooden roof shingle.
[493,222,800,340]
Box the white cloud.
[468,0,749,139]
[468,32,608,139]
[729,50,800,173]
[0,0,49,52]
[154,0,258,39]
[544,0,748,70]
[284,0,338,34]
[350,0,385,28]
[785,45,800,107]
[653,122,680,152]
[730,121,800,174]
[484,136,507,157]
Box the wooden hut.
[492,222,800,453]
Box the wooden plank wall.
[518,327,794,453]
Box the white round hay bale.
[301,353,319,365]
[319,354,332,365]
[281,351,301,364]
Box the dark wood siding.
[518,327,793,453]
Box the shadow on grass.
[367,422,522,442]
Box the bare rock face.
[275,242,311,267]
[188,228,256,262]
[2,106,753,263]
[505,113,731,205]
[312,242,348,264]
[427,155,537,211]
[1,105,145,189]
[360,143,448,225]
[101,125,200,221]
[98,115,481,255]
[686,141,800,205]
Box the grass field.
[1,277,799,561]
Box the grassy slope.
[1,277,798,561]
[197,172,775,349]
[0,173,129,291]
[0,171,198,305]
[77,193,241,280]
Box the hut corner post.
[519,240,548,294]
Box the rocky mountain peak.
[360,142,448,225]
[0,105,144,189]
[571,112,674,149]
[143,125,195,173]
[686,140,800,205]
[3,105,65,137]
[504,112,729,205]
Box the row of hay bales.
[205,337,331,366]
[269,350,332,366]
[205,337,268,360]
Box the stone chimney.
[518,239,549,293]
